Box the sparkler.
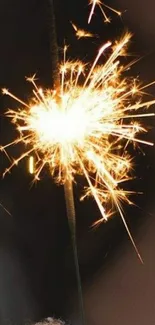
[2,33,155,262]
[88,0,121,24]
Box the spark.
[71,22,95,39]
[2,33,155,261]
[88,0,121,24]
[0,202,11,216]
[29,155,35,174]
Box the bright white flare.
[2,33,155,262]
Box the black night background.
[0,1,155,324]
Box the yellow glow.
[29,156,35,174]
[2,33,155,262]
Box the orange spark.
[71,22,95,39]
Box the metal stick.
[64,178,85,325]
[47,1,85,323]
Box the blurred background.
[0,1,155,324]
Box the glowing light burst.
[88,0,121,24]
[2,33,155,261]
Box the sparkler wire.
[47,0,59,88]
[64,178,85,325]
[48,1,85,323]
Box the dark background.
[0,1,155,324]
